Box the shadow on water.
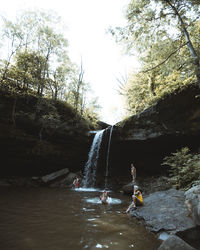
[0,187,161,250]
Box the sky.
[0,0,140,125]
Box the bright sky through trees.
[0,0,140,124]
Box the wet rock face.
[109,84,200,178]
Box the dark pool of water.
[0,187,161,250]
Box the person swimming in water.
[100,190,108,204]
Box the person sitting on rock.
[73,177,79,188]
[100,190,108,204]
[131,163,136,182]
[126,185,143,213]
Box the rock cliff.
[0,89,97,176]
[108,83,200,180]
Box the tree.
[83,97,101,127]
[74,59,84,115]
[49,63,70,100]
[123,71,154,114]
[64,59,87,116]
[0,9,101,124]
[0,19,24,85]
[111,0,200,86]
[163,0,200,85]
[0,10,69,96]
[109,0,200,114]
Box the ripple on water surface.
[0,187,161,250]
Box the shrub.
[162,147,200,190]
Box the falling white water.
[105,126,113,189]
[82,130,104,187]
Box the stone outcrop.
[41,168,70,184]
[0,89,99,176]
[0,168,82,188]
[49,172,79,187]
[127,187,200,249]
[115,84,200,141]
[107,84,200,180]
[185,185,200,226]
[158,235,196,250]
[129,188,196,234]
[122,176,172,195]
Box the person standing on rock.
[126,185,143,213]
[73,177,79,188]
[131,163,136,182]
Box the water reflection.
[0,187,161,250]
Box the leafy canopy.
[0,9,101,125]
[110,0,200,116]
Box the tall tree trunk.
[74,60,84,116]
[165,0,200,87]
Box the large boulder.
[50,172,78,187]
[41,168,69,184]
[130,189,196,234]
[158,235,196,250]
[185,185,200,225]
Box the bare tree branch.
[141,42,187,73]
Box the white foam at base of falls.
[86,197,121,205]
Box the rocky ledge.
[0,167,82,188]
[127,185,200,249]
[107,83,200,178]
[130,188,195,233]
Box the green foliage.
[162,147,200,190]
[124,72,153,114]
[0,9,100,127]
[110,0,200,116]
[123,69,195,115]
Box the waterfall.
[105,125,113,189]
[82,130,104,187]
